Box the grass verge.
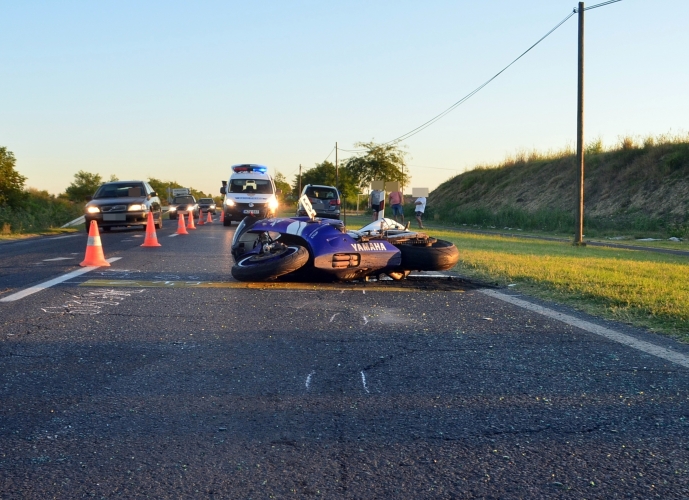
[426,230,689,342]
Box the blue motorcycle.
[230,213,459,282]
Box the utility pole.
[575,1,586,245]
[335,142,339,190]
[298,164,302,195]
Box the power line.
[382,9,578,146]
[581,0,622,12]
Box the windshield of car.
[229,179,272,194]
[94,183,145,199]
[198,198,213,203]
[173,195,195,204]
[305,187,337,200]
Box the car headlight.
[210,204,216,209]
[225,199,235,207]
[187,205,195,211]
[86,206,100,214]
[128,204,145,211]
[169,206,176,211]
[268,197,279,210]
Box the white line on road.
[168,234,179,237]
[329,313,340,322]
[305,371,315,390]
[480,289,689,369]
[42,257,74,261]
[0,257,122,303]
[362,315,369,325]
[361,371,370,393]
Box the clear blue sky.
[2,0,687,196]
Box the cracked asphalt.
[1,223,688,498]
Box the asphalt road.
[1,220,688,498]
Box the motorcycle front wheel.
[399,239,459,271]
[231,245,309,281]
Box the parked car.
[168,195,199,220]
[296,184,341,219]
[197,197,217,215]
[84,181,163,232]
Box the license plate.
[103,214,126,221]
[243,210,259,214]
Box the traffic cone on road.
[176,213,189,235]
[187,211,197,230]
[206,211,213,224]
[80,221,110,267]
[197,211,205,226]
[141,212,162,247]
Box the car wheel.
[223,215,232,227]
[398,239,459,271]
[231,245,309,282]
[101,226,111,232]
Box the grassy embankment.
[0,189,82,239]
[429,133,689,240]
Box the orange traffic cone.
[197,211,205,226]
[206,211,213,224]
[80,221,110,267]
[187,211,197,230]
[176,212,189,235]
[141,212,161,247]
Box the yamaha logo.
[249,203,254,207]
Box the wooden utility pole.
[575,1,586,245]
[298,164,302,195]
[335,142,339,189]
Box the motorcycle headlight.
[268,197,279,210]
[225,199,235,207]
[86,206,100,214]
[128,204,145,211]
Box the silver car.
[296,184,341,220]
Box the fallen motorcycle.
[230,207,459,282]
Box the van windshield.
[230,179,272,194]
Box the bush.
[0,189,82,234]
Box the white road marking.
[480,289,689,369]
[42,257,73,261]
[362,315,369,325]
[329,313,340,322]
[305,371,315,390]
[0,257,122,303]
[47,235,78,241]
[363,290,366,295]
[168,234,179,238]
[361,371,370,393]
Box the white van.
[220,164,281,226]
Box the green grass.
[424,229,689,341]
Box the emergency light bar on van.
[231,164,268,174]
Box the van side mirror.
[220,186,226,195]
[150,191,157,197]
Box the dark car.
[84,181,162,232]
[197,197,217,215]
[168,195,199,220]
[296,184,341,219]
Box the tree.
[64,170,103,202]
[0,147,27,208]
[291,161,359,201]
[273,172,292,202]
[344,141,410,191]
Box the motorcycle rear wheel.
[231,245,309,281]
[398,239,459,271]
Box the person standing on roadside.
[388,188,404,223]
[414,196,426,229]
[370,188,385,221]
